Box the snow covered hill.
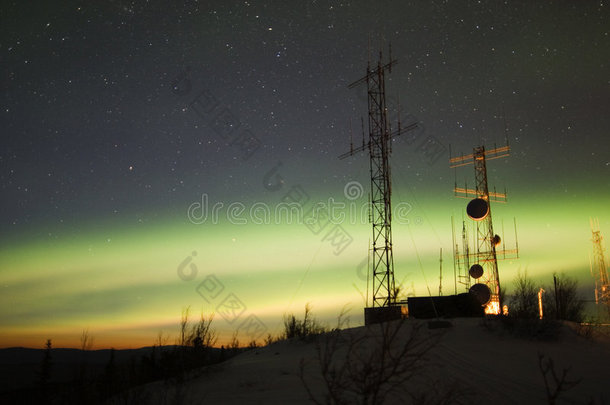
[130,318,610,404]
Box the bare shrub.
[509,270,538,319]
[74,328,96,403]
[543,273,585,322]
[299,320,458,404]
[188,312,217,349]
[179,306,190,347]
[264,333,278,346]
[80,328,95,351]
[538,353,581,404]
[283,303,327,340]
[229,331,240,350]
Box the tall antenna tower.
[590,218,610,317]
[340,47,416,320]
[450,144,518,314]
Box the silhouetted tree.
[544,273,585,322]
[509,271,539,318]
[98,348,118,400]
[37,339,53,402]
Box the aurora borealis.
[1,1,609,348]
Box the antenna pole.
[514,217,519,258]
[366,238,371,307]
[361,116,365,148]
[452,216,457,295]
[439,248,443,296]
[590,219,610,317]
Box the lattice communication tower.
[340,48,416,309]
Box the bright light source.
[484,297,501,315]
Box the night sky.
[1,1,609,348]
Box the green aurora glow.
[2,186,608,348]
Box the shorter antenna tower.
[590,218,610,317]
[450,144,518,314]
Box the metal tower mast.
[450,145,517,314]
[340,49,416,308]
[590,218,610,316]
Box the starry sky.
[1,1,609,348]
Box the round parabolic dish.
[469,264,484,279]
[469,283,491,305]
[466,198,489,221]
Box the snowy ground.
[132,318,610,404]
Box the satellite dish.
[469,283,491,305]
[466,198,489,221]
[469,264,484,279]
[493,234,501,246]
